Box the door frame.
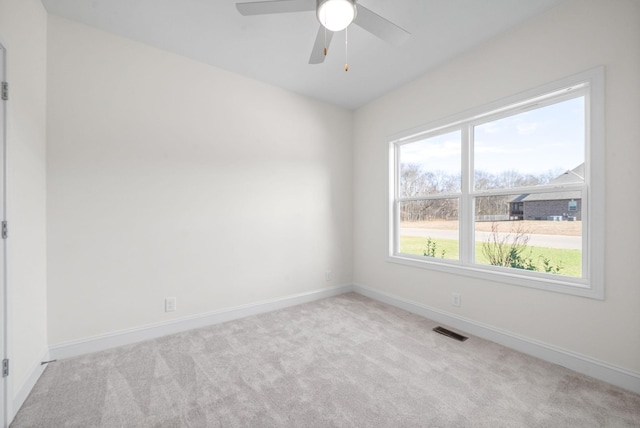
[0,41,9,428]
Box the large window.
[389,68,604,298]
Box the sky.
[400,96,585,177]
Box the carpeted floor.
[11,293,640,427]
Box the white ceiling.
[40,0,565,110]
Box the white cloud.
[400,137,461,172]
[516,121,538,135]
[474,140,533,155]
[476,121,502,134]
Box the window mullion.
[460,124,473,264]
[391,143,399,256]
[581,185,589,279]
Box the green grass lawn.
[400,236,582,277]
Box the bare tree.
[400,166,562,223]
[400,163,429,197]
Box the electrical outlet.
[165,297,177,312]
[452,292,461,307]
[325,270,332,281]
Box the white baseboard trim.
[12,348,50,422]
[353,283,640,395]
[49,284,354,361]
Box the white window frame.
[388,67,605,299]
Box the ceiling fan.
[236,0,411,67]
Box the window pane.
[474,193,582,277]
[399,199,459,260]
[474,97,585,190]
[399,130,461,197]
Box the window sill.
[387,254,604,300]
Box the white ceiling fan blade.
[236,0,315,16]
[353,4,411,46]
[309,25,334,64]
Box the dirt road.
[401,220,582,236]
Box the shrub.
[424,237,446,259]
[482,222,562,274]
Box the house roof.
[512,164,584,202]
[522,190,581,202]
[511,194,530,203]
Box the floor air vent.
[433,326,468,342]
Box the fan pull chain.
[324,26,327,56]
[344,27,349,72]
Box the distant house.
[509,164,583,221]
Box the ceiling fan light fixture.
[317,0,357,32]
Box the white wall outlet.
[165,297,177,312]
[325,270,332,281]
[452,292,461,307]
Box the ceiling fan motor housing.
[316,0,357,32]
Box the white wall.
[46,16,353,345]
[0,0,48,413]
[353,0,640,373]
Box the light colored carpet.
[11,293,640,427]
